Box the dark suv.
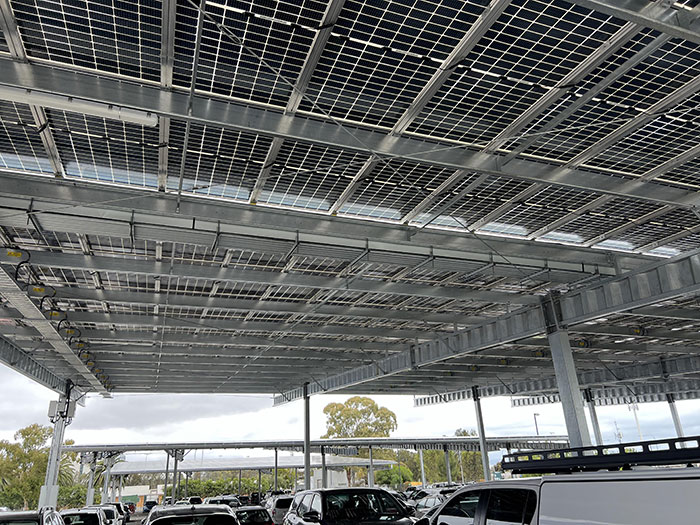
[0,508,64,525]
[283,488,413,525]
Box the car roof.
[149,505,232,520]
[233,507,265,511]
[0,511,42,519]
[65,509,101,515]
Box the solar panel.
[0,100,52,174]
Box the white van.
[416,468,700,525]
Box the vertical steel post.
[163,453,170,504]
[238,470,242,495]
[472,386,491,481]
[274,448,279,491]
[102,458,113,503]
[368,446,374,487]
[321,447,327,488]
[294,468,298,491]
[584,389,604,445]
[667,393,685,437]
[419,449,426,487]
[118,475,123,500]
[303,383,311,490]
[173,452,180,501]
[443,447,452,483]
[257,470,261,498]
[86,456,97,506]
[184,473,189,498]
[547,328,592,447]
[39,397,70,508]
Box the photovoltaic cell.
[0,100,53,174]
[659,158,700,189]
[260,140,372,211]
[48,109,159,187]
[12,0,161,81]
[166,119,273,201]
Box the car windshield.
[63,514,100,525]
[152,515,237,525]
[275,499,291,510]
[324,492,406,521]
[233,511,269,524]
[101,510,115,520]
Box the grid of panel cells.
[339,158,456,221]
[0,101,53,174]
[524,38,700,163]
[406,0,627,145]
[166,119,272,201]
[48,109,159,187]
[12,0,161,80]
[297,0,488,127]
[260,140,372,211]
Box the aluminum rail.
[63,435,568,454]
[0,172,648,278]
[0,60,696,209]
[275,248,700,404]
[0,334,67,394]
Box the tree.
[0,424,52,510]
[374,465,413,488]
[322,397,397,439]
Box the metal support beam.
[38,395,71,508]
[584,388,603,445]
[368,446,374,488]
[471,386,491,481]
[86,455,97,506]
[1,62,695,209]
[565,1,700,45]
[328,158,379,215]
[274,448,278,491]
[443,446,452,483]
[400,170,470,224]
[102,457,114,503]
[321,447,327,489]
[303,383,311,490]
[667,393,684,438]
[172,452,179,501]
[547,329,591,448]
[258,469,261,497]
[419,449,426,488]
[163,453,170,503]
[467,184,542,231]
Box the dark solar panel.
[0,100,53,174]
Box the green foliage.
[0,424,78,510]
[58,484,87,509]
[322,397,397,439]
[374,465,413,488]
[164,469,297,498]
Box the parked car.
[283,488,413,525]
[84,506,118,525]
[416,468,700,525]
[265,495,293,525]
[186,497,203,505]
[236,496,250,506]
[143,502,158,514]
[205,497,241,508]
[0,508,64,525]
[231,507,272,525]
[142,505,235,525]
[109,503,129,524]
[413,494,446,517]
[62,508,108,525]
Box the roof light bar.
[0,85,159,127]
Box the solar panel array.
[1,0,700,397]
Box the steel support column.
[419,449,426,487]
[547,329,591,447]
[38,400,69,508]
[86,455,97,506]
[184,473,189,498]
[258,470,261,497]
[172,452,179,501]
[443,447,452,483]
[118,475,123,500]
[102,457,114,503]
[303,383,311,490]
[472,386,491,481]
[274,448,278,491]
[321,447,327,489]
[368,446,374,487]
[238,470,242,495]
[163,454,170,503]
[667,394,685,437]
[584,388,604,445]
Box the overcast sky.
[2,363,698,466]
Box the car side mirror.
[302,511,320,523]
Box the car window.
[290,494,304,512]
[151,516,237,525]
[232,511,269,525]
[100,510,115,520]
[63,515,100,525]
[298,494,314,515]
[437,491,480,525]
[275,499,291,510]
[310,495,322,515]
[483,489,536,525]
[323,491,405,521]
[0,521,39,525]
